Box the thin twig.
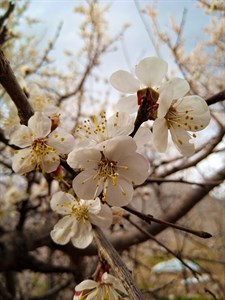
[123,206,212,239]
[125,215,201,277]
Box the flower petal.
[174,95,211,131]
[48,128,75,154]
[83,198,101,215]
[106,177,134,206]
[169,124,195,156]
[50,215,76,245]
[50,191,76,214]
[40,152,60,173]
[116,95,139,114]
[107,112,134,137]
[75,280,97,292]
[103,136,137,162]
[28,112,51,138]
[10,125,32,148]
[117,153,149,185]
[157,78,190,118]
[110,70,140,93]
[133,126,152,152]
[72,170,103,200]
[67,148,100,169]
[12,148,36,174]
[71,221,93,248]
[135,57,168,87]
[89,203,112,228]
[152,118,169,152]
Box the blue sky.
[23,0,212,79]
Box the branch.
[93,226,145,300]
[123,206,212,239]
[0,1,15,27]
[0,50,33,125]
[206,90,225,106]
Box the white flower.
[75,111,134,147]
[50,192,112,249]
[67,136,149,206]
[10,112,75,174]
[75,111,152,153]
[110,56,168,113]
[73,272,128,300]
[152,78,211,155]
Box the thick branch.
[93,227,145,300]
[0,50,33,125]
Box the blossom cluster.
[7,56,211,298]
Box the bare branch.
[93,226,145,300]
[0,50,33,124]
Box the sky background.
[22,0,213,80]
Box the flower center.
[30,138,56,170]
[31,138,55,157]
[166,105,196,130]
[97,154,118,185]
[72,203,89,222]
[75,111,107,140]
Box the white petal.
[50,215,76,245]
[12,148,36,174]
[72,170,103,200]
[67,148,100,169]
[116,95,139,114]
[28,112,51,138]
[75,280,97,292]
[176,95,209,115]
[89,203,113,228]
[71,221,93,248]
[110,70,140,93]
[152,118,168,152]
[174,95,210,131]
[169,124,195,156]
[135,57,168,87]
[157,78,190,118]
[104,136,137,162]
[133,126,152,152]
[48,128,75,154]
[40,152,60,173]
[117,153,149,185]
[159,78,189,99]
[86,290,98,300]
[84,198,101,215]
[50,191,76,214]
[106,177,134,206]
[10,125,32,148]
[107,112,134,137]
[102,273,127,294]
